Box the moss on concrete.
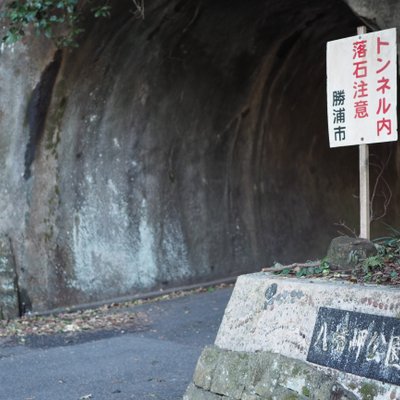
[185,346,360,400]
[359,383,378,400]
[302,386,310,397]
[283,393,300,400]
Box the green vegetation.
[283,394,299,400]
[358,234,400,284]
[276,261,331,279]
[275,232,400,285]
[1,0,111,48]
[359,383,378,400]
[301,386,310,397]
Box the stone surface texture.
[0,1,399,312]
[326,236,377,270]
[0,235,19,319]
[215,273,400,359]
[184,346,359,400]
[343,1,400,34]
[194,273,400,400]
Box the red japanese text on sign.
[352,39,368,119]
[376,35,393,136]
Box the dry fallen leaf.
[0,284,232,339]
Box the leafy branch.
[1,0,112,48]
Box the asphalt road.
[0,287,233,400]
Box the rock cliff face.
[0,0,399,313]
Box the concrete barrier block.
[214,272,400,399]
